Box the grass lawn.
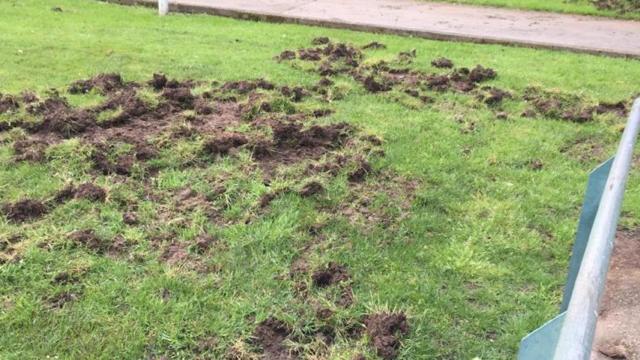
[1,0,640,359]
[425,0,640,20]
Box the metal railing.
[519,97,640,359]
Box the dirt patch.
[523,87,629,123]
[12,138,50,162]
[253,317,297,360]
[431,57,454,69]
[363,41,386,50]
[45,291,79,309]
[0,94,20,114]
[592,0,640,13]
[312,262,350,287]
[68,73,126,95]
[70,229,107,253]
[203,133,248,156]
[298,181,325,197]
[2,199,48,223]
[592,229,640,360]
[364,312,410,360]
[74,183,107,202]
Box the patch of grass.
[0,1,639,360]
[424,0,640,20]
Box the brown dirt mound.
[70,229,107,253]
[74,183,107,202]
[593,0,640,13]
[0,94,20,114]
[364,312,410,360]
[203,133,248,156]
[2,199,48,223]
[299,181,325,197]
[46,291,79,309]
[12,138,50,162]
[312,262,350,287]
[253,317,297,360]
[363,41,386,50]
[348,160,373,183]
[68,73,125,95]
[431,57,454,69]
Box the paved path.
[111,0,640,57]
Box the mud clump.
[363,76,392,93]
[364,312,410,359]
[46,291,78,309]
[299,181,325,197]
[273,122,351,149]
[0,94,20,114]
[12,138,49,162]
[35,97,95,138]
[68,73,125,95]
[194,234,216,254]
[149,73,168,90]
[122,212,138,225]
[363,41,386,50]
[203,133,248,156]
[477,87,511,106]
[2,199,48,223]
[162,87,194,108]
[312,262,350,287]
[311,36,331,45]
[431,57,454,69]
[70,229,107,253]
[74,183,107,202]
[253,317,296,360]
[348,160,373,183]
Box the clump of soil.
[477,86,511,106]
[431,57,454,68]
[122,212,138,225]
[272,122,351,149]
[592,0,640,13]
[311,37,331,45]
[312,262,350,287]
[70,229,107,253]
[54,183,106,202]
[34,96,95,138]
[363,312,410,359]
[523,87,627,123]
[363,41,386,50]
[299,181,325,197]
[68,73,125,95]
[203,133,248,156]
[348,160,373,183]
[194,234,216,254]
[0,94,20,114]
[252,317,296,360]
[2,199,48,223]
[46,291,79,309]
[12,138,49,162]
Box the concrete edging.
[104,0,640,59]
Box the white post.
[158,0,169,16]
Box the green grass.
[425,0,640,20]
[1,1,640,359]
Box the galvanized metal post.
[158,0,169,16]
[553,98,640,360]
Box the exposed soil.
[1,199,48,223]
[68,73,126,95]
[592,229,640,360]
[253,317,297,360]
[523,87,629,123]
[70,229,107,253]
[0,94,20,114]
[46,291,79,309]
[364,312,410,360]
[311,262,350,287]
[298,181,325,197]
[592,0,640,13]
[74,183,107,202]
[431,57,454,69]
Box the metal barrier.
[519,97,640,359]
